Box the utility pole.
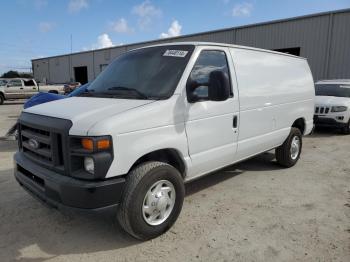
[69,34,73,82]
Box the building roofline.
[31,8,350,62]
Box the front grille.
[18,113,72,175]
[315,106,330,115]
[20,124,63,167]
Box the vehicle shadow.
[4,100,25,105]
[2,152,281,260]
[185,151,280,196]
[1,167,139,261]
[309,126,345,138]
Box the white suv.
[314,80,350,134]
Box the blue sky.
[0,0,349,74]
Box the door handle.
[233,115,238,128]
[33,87,36,89]
[20,87,24,89]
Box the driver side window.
[187,50,230,101]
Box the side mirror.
[187,70,230,103]
[208,70,230,101]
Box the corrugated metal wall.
[327,12,350,79]
[32,9,350,83]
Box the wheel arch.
[292,117,306,135]
[129,148,187,178]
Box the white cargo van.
[14,42,314,240]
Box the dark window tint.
[23,79,35,86]
[86,45,195,100]
[187,50,231,99]
[315,84,350,98]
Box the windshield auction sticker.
[163,50,188,57]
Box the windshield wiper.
[107,86,149,99]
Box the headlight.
[84,157,95,174]
[331,106,347,112]
[69,136,113,179]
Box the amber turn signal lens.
[97,139,110,150]
[81,138,94,150]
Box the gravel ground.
[0,101,349,262]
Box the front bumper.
[314,116,348,128]
[14,152,125,212]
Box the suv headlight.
[331,106,347,112]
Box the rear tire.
[275,127,302,167]
[117,161,185,240]
[0,94,4,105]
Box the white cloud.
[110,18,133,33]
[232,2,253,17]
[92,33,114,49]
[68,0,88,13]
[159,20,182,38]
[38,22,55,33]
[132,0,162,29]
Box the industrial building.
[32,8,350,84]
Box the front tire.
[117,161,185,240]
[342,119,350,134]
[275,127,302,167]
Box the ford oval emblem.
[28,138,40,149]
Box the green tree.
[1,70,33,78]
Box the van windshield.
[315,84,350,98]
[84,45,195,100]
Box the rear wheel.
[117,161,185,240]
[275,127,302,167]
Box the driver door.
[184,47,239,179]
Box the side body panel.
[4,79,24,99]
[230,47,315,160]
[86,95,190,178]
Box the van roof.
[130,42,307,60]
[316,79,350,85]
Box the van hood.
[24,97,155,135]
[315,96,350,106]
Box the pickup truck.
[0,78,64,105]
[14,42,315,240]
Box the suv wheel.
[342,119,350,135]
[275,127,302,167]
[0,94,4,105]
[117,161,185,240]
